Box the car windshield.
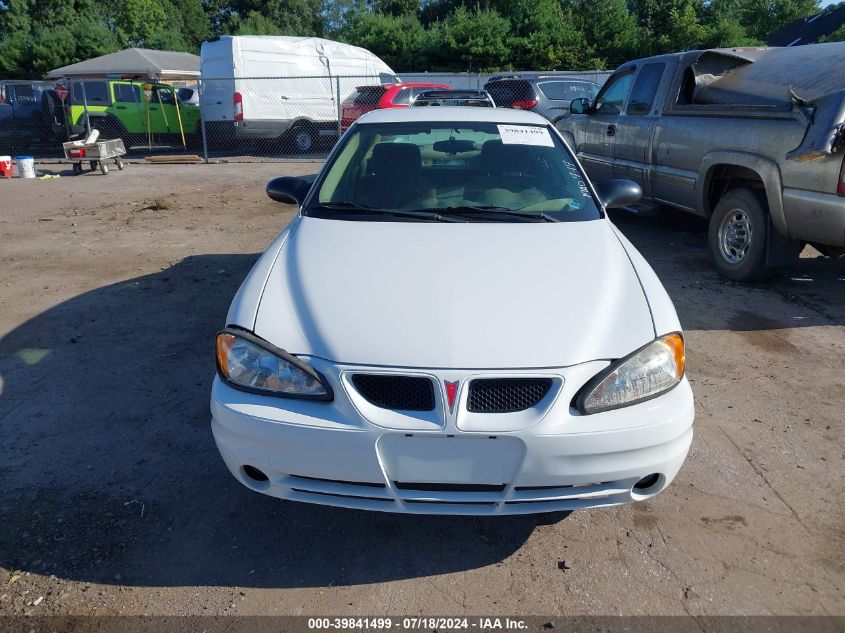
[307,121,599,222]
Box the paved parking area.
[0,163,843,616]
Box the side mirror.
[594,179,642,209]
[266,175,315,205]
[570,97,592,115]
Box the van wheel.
[289,124,316,154]
[708,188,771,282]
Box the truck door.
[0,84,13,137]
[612,62,666,196]
[111,82,144,133]
[150,84,184,143]
[147,85,180,137]
[578,70,634,184]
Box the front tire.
[708,188,770,282]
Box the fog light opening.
[634,473,661,491]
[631,473,666,499]
[242,465,269,483]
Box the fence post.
[336,75,342,140]
[197,78,209,164]
[80,80,91,139]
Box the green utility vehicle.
[66,79,202,149]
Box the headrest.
[371,143,421,175]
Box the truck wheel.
[289,124,316,154]
[708,188,771,282]
[93,119,130,152]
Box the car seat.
[356,142,436,209]
[464,142,548,205]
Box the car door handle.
[606,124,616,137]
[115,105,126,109]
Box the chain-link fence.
[0,80,69,156]
[0,71,610,163]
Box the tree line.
[0,0,833,78]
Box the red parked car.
[340,83,452,131]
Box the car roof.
[397,82,451,88]
[416,90,485,98]
[357,106,548,125]
[356,82,450,90]
[487,76,598,84]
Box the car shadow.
[0,254,542,589]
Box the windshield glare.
[308,122,600,222]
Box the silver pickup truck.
[557,44,845,281]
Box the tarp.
[694,43,845,106]
[686,43,845,163]
[47,48,200,81]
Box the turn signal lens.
[577,333,685,414]
[216,332,236,379]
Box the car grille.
[351,374,435,411]
[282,471,635,514]
[467,378,553,413]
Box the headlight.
[576,333,685,414]
[215,329,331,400]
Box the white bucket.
[14,155,35,179]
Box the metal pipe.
[197,79,209,164]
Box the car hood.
[253,217,655,368]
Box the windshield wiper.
[428,205,559,223]
[309,202,461,222]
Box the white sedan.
[211,107,693,515]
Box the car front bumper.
[210,361,694,516]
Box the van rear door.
[200,38,236,122]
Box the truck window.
[114,83,141,103]
[626,63,665,116]
[153,87,175,105]
[594,71,633,115]
[13,84,36,103]
[72,81,110,104]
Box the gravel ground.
[0,162,843,617]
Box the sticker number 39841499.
[497,125,555,147]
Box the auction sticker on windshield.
[497,125,554,147]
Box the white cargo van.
[200,35,396,152]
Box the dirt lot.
[0,162,843,617]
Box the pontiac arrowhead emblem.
[444,380,459,413]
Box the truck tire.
[708,187,771,282]
[91,118,130,152]
[288,123,316,154]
